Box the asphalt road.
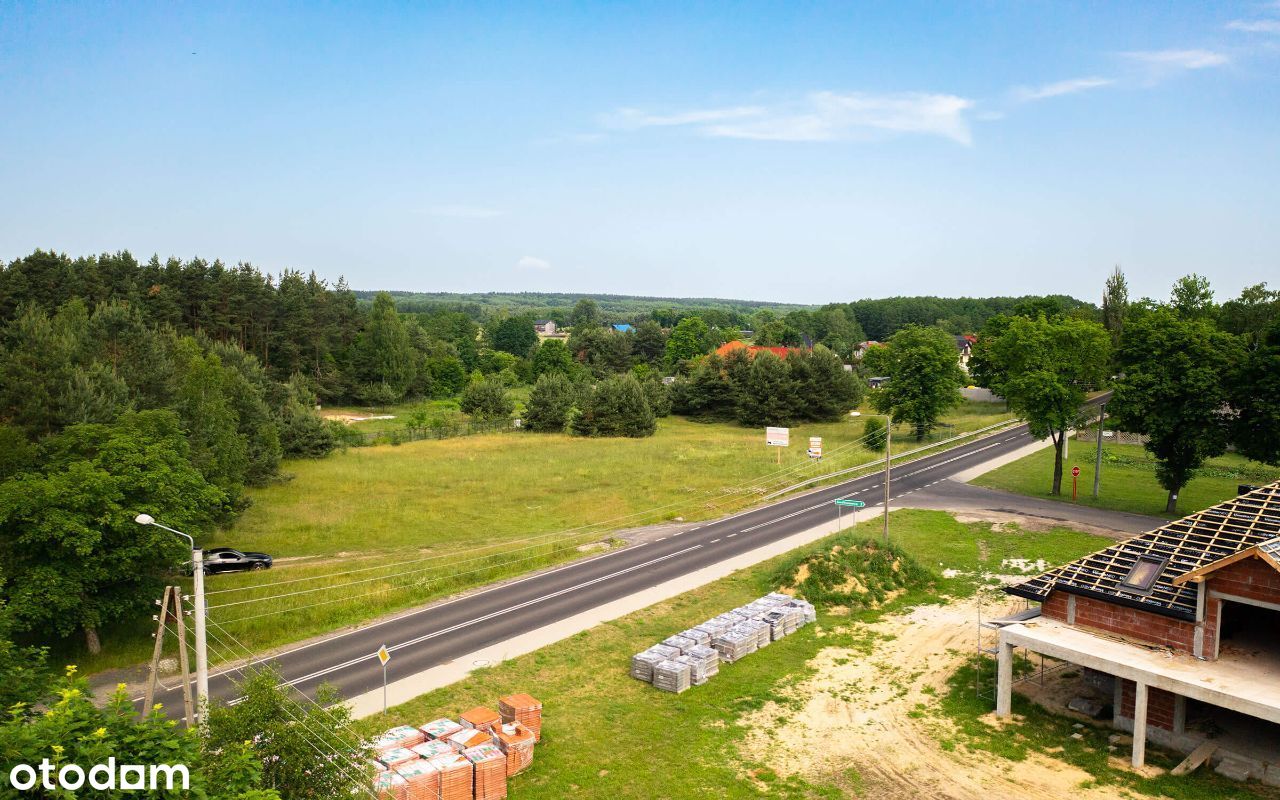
[146,411,1088,714]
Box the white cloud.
[609,91,976,146]
[1121,49,1230,70]
[425,205,503,218]
[516,256,551,271]
[1013,76,1114,102]
[602,106,764,129]
[1226,18,1280,33]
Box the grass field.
[76,403,1013,673]
[974,442,1280,518]
[361,509,1265,800]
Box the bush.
[863,417,887,451]
[278,402,337,458]
[525,373,576,432]
[460,377,514,421]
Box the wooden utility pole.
[142,586,195,727]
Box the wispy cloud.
[516,256,550,271]
[425,205,503,219]
[602,106,764,129]
[1226,18,1280,33]
[1013,76,1114,102]
[606,91,976,146]
[1121,48,1230,70]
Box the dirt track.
[739,595,1140,800]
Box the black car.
[201,547,273,574]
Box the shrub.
[863,417,887,451]
[525,373,576,432]
[572,374,656,437]
[460,377,514,421]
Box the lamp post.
[136,514,208,720]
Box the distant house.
[534,320,557,335]
[612,323,634,333]
[955,334,977,372]
[853,341,882,359]
[867,376,890,389]
[714,340,798,360]
[994,483,1280,771]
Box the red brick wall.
[1119,680,1179,732]
[1207,556,1280,605]
[1041,591,1197,654]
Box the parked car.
[201,547,273,574]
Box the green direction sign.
[834,499,866,508]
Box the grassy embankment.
[974,441,1280,519]
[366,509,1266,800]
[78,403,1012,673]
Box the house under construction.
[994,481,1280,781]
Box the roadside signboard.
[834,499,866,508]
[766,427,790,447]
[807,436,823,459]
[378,644,391,714]
[1071,466,1081,477]
[377,645,391,666]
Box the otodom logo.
[8,758,190,792]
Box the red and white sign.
[1071,466,1081,478]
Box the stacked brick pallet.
[498,694,543,742]
[370,693,543,800]
[631,594,816,689]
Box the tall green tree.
[490,314,538,357]
[524,373,576,432]
[788,346,863,421]
[973,315,1110,495]
[0,411,229,653]
[870,325,965,441]
[1170,273,1216,321]
[532,338,575,377]
[737,351,794,426]
[352,292,416,401]
[665,316,710,371]
[1110,308,1243,514]
[1230,317,1280,467]
[570,298,602,329]
[633,320,667,366]
[1220,282,1280,345]
[1101,265,1128,348]
[572,374,655,437]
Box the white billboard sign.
[766,427,790,447]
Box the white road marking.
[276,544,705,691]
[727,533,737,538]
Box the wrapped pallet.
[372,725,426,753]
[684,644,720,680]
[630,648,666,682]
[464,742,509,800]
[447,726,491,752]
[680,627,712,646]
[373,770,408,800]
[498,693,543,742]
[410,740,454,760]
[674,654,707,686]
[647,643,680,661]
[713,627,755,662]
[426,753,474,800]
[394,758,441,800]
[652,659,691,693]
[378,747,419,770]
[661,634,695,653]
[493,722,536,776]
[420,718,464,741]
[460,706,502,733]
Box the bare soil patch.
[738,594,1140,800]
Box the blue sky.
[1,2,1277,304]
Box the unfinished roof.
[1006,482,1280,621]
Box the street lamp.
[136,513,208,719]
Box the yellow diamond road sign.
[377,645,390,666]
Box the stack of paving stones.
[373,770,409,800]
[464,743,509,800]
[428,752,474,800]
[652,658,692,693]
[631,594,817,687]
[493,722,536,775]
[394,757,441,800]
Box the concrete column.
[995,638,1014,718]
[1112,677,1124,727]
[1173,694,1187,735]
[1132,682,1149,768]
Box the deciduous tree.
[870,325,965,442]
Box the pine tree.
[524,373,576,432]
